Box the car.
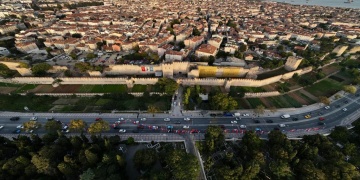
[255,128,262,132]
[118,117,125,121]
[13,129,21,134]
[304,115,311,119]
[254,120,260,123]
[344,100,349,104]
[183,125,190,129]
[266,119,273,123]
[56,120,62,124]
[63,125,68,129]
[319,117,325,121]
[133,121,140,124]
[10,117,20,121]
[243,113,250,116]
[95,118,102,121]
[292,117,299,121]
[184,117,191,121]
[0,125,3,129]
[279,124,286,128]
[324,106,330,109]
[343,108,348,111]
[173,102,177,106]
[240,125,247,129]
[210,114,216,117]
[46,117,54,121]
[175,121,181,124]
[190,129,199,133]
[235,117,240,120]
[318,122,326,125]
[16,125,24,129]
[115,120,121,124]
[164,118,171,122]
[61,129,69,133]
[119,129,126,133]
[231,121,237,124]
[30,117,38,121]
[113,125,121,129]
[140,118,147,121]
[27,129,34,133]
[137,125,145,129]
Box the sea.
[269,0,360,9]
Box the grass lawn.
[78,85,94,93]
[256,67,288,80]
[14,84,38,93]
[0,94,57,112]
[283,94,302,108]
[90,85,128,93]
[230,86,265,93]
[150,84,162,92]
[246,98,264,108]
[95,99,111,106]
[131,84,148,92]
[299,92,316,104]
[305,79,343,97]
[0,82,22,87]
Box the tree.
[155,78,178,95]
[127,137,135,145]
[164,150,200,180]
[0,63,16,78]
[343,85,357,94]
[86,53,96,60]
[147,105,159,117]
[192,28,201,36]
[239,44,247,52]
[44,120,62,132]
[75,62,93,72]
[204,126,225,153]
[96,42,103,50]
[88,120,110,134]
[71,33,82,38]
[133,149,158,170]
[70,52,77,60]
[178,41,185,49]
[319,96,330,105]
[259,44,267,50]
[208,55,215,66]
[210,93,238,111]
[32,63,52,76]
[80,168,95,180]
[254,105,265,117]
[23,121,42,132]
[69,119,87,132]
[269,106,277,114]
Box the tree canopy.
[155,78,178,95]
[32,63,52,76]
[210,93,238,110]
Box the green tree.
[44,120,62,132]
[165,150,200,180]
[75,62,93,72]
[23,121,42,132]
[147,105,159,117]
[210,93,238,110]
[133,149,158,170]
[71,33,82,38]
[70,52,77,60]
[192,28,201,36]
[32,63,52,76]
[204,126,225,153]
[253,105,265,117]
[88,120,110,134]
[343,85,357,94]
[86,53,96,60]
[69,119,87,132]
[239,44,247,52]
[127,137,135,145]
[0,63,16,78]
[155,78,178,95]
[208,55,215,66]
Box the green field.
[0,94,58,111]
[283,94,302,108]
[131,84,148,92]
[14,84,38,93]
[305,79,343,97]
[78,85,128,93]
[230,86,265,93]
[246,98,264,108]
[0,82,22,87]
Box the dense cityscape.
[0,0,360,179]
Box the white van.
[280,114,290,119]
[278,124,286,128]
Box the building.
[184,36,204,49]
[165,50,184,62]
[332,45,349,57]
[285,56,303,71]
[195,44,218,58]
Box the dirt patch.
[259,98,272,107]
[52,98,79,105]
[261,84,277,91]
[288,92,310,105]
[49,105,65,112]
[237,98,251,109]
[0,87,17,94]
[32,85,55,93]
[322,64,340,75]
[52,85,82,93]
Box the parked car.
[318,122,326,125]
[61,129,69,133]
[292,117,299,121]
[183,125,190,129]
[231,121,237,124]
[254,120,260,123]
[304,115,311,119]
[140,118,147,121]
[240,125,246,129]
[10,117,20,121]
[13,129,21,134]
[243,114,250,116]
[343,108,348,111]
[46,117,54,121]
[319,117,325,121]
[266,119,273,123]
[16,125,24,129]
[164,118,171,122]
[30,117,38,121]
[0,125,4,130]
[95,118,102,121]
[118,117,125,121]
[119,129,126,133]
[210,114,216,117]
[184,117,191,121]
[324,106,330,109]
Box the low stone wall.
[18,92,166,97]
[244,91,281,98]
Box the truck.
[280,114,290,119]
[233,113,241,117]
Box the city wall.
[244,91,281,98]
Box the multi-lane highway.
[0,91,359,138]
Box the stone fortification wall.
[18,92,165,97]
[105,64,161,75]
[12,77,54,84]
[244,91,281,98]
[0,61,20,70]
[173,62,190,74]
[178,78,226,86]
[59,77,129,84]
[16,68,32,76]
[133,78,158,85]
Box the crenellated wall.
[244,91,281,98]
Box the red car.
[319,117,325,121]
[95,118,102,121]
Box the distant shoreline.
[265,0,360,9]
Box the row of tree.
[198,121,360,179]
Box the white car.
[28,130,33,133]
[240,125,247,129]
[231,121,238,124]
[63,125,68,129]
[0,125,3,129]
[30,117,38,121]
[235,117,240,120]
[164,118,171,122]
[243,114,250,117]
[343,108,348,111]
[278,124,286,128]
[17,125,24,129]
[140,118,147,121]
[115,121,121,124]
[184,117,191,121]
[324,106,330,109]
[119,129,126,133]
[183,125,190,129]
[118,117,125,121]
